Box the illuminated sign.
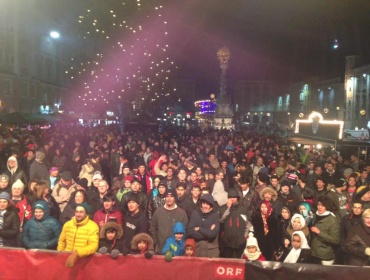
[295,111,344,139]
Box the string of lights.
[67,0,178,114]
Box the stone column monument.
[214,47,233,130]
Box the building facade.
[344,56,370,130]
[0,1,75,114]
[233,80,287,124]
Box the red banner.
[1,248,370,280]
[0,248,246,280]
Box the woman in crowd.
[59,190,89,225]
[274,207,291,261]
[344,208,370,265]
[0,192,20,247]
[286,213,310,243]
[298,201,314,227]
[252,201,279,260]
[31,181,60,220]
[22,200,61,249]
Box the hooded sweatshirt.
[161,222,186,256]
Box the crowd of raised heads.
[0,124,370,267]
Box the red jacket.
[13,195,32,228]
[135,171,153,195]
[93,206,123,227]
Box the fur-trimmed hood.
[131,233,154,250]
[99,221,123,239]
[259,187,278,201]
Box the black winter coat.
[252,210,279,261]
[99,237,127,254]
[0,205,20,247]
[220,204,251,249]
[344,222,370,266]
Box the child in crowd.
[241,232,266,261]
[131,233,155,258]
[162,222,186,262]
[283,231,312,263]
[184,238,196,257]
[98,220,126,259]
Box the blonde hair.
[33,181,47,199]
[362,209,370,220]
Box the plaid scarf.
[261,201,273,236]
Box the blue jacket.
[161,222,186,256]
[23,200,62,249]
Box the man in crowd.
[150,189,188,253]
[52,171,78,213]
[57,203,99,268]
[122,193,150,251]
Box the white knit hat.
[12,179,25,190]
[246,232,260,250]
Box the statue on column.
[214,47,233,129]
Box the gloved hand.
[111,249,120,259]
[98,247,108,254]
[145,249,154,259]
[365,247,370,256]
[121,247,130,256]
[66,251,79,268]
[165,251,173,262]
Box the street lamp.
[49,31,60,39]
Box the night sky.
[37,0,370,99]
[168,0,370,96]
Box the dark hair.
[314,165,322,171]
[160,162,168,169]
[131,178,141,185]
[119,154,127,160]
[153,175,163,182]
[177,167,187,175]
[270,175,278,180]
[317,196,334,211]
[176,182,187,190]
[298,173,307,183]
[106,227,117,234]
[72,190,88,203]
[191,185,201,191]
[315,176,325,183]
[240,176,252,185]
[103,193,116,202]
[198,179,206,184]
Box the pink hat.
[49,167,58,173]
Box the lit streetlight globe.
[49,31,60,39]
[210,93,215,99]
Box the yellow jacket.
[57,216,99,257]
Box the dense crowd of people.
[0,124,370,267]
